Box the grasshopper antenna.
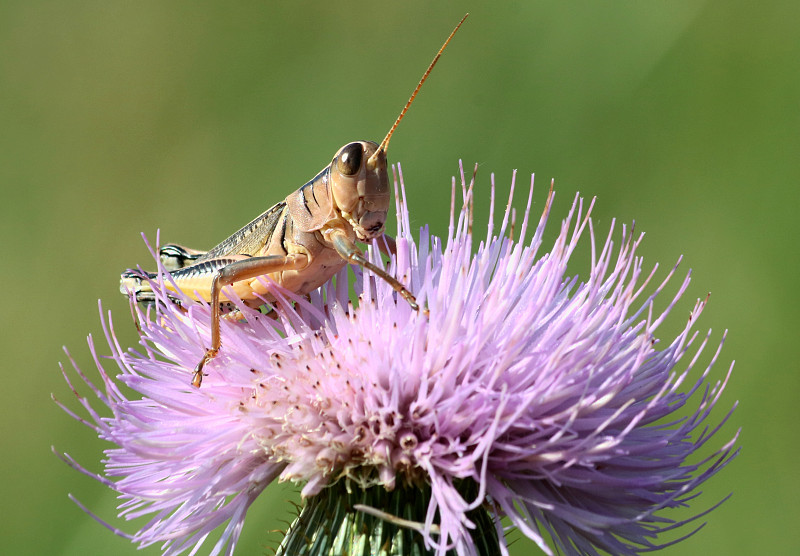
[367,13,468,168]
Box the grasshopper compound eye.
[336,142,363,176]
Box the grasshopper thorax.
[330,141,390,241]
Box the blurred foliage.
[1,1,797,554]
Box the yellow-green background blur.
[2,2,796,555]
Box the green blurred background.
[1,1,796,554]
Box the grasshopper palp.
[121,14,468,387]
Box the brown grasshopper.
[121,14,468,387]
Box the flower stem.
[277,480,499,555]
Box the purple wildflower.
[56,163,738,556]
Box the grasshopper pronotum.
[121,15,467,387]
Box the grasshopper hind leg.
[121,268,242,320]
[159,244,206,271]
[120,269,174,305]
[120,244,207,304]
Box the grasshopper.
[121,15,468,387]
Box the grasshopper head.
[327,14,468,242]
[331,141,390,241]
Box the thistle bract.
[57,164,738,556]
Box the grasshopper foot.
[192,348,219,388]
[401,290,420,312]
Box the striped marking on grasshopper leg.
[159,244,206,272]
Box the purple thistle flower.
[56,163,738,556]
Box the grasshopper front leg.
[376,234,397,258]
[193,253,309,387]
[329,230,419,311]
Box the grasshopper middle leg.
[192,253,308,387]
[330,231,419,311]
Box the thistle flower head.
[57,163,738,556]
